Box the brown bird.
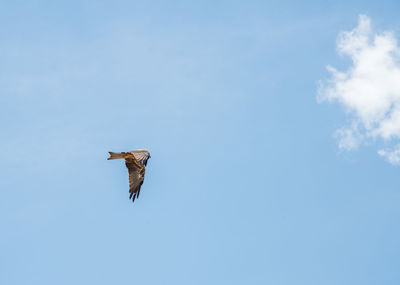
[107,149,151,203]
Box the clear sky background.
[1,1,400,284]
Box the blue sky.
[1,1,400,284]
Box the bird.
[107,149,151,203]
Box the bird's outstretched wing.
[129,150,151,166]
[125,154,146,202]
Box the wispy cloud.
[378,146,400,165]
[318,15,400,164]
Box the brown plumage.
[107,149,151,203]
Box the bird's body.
[108,149,151,203]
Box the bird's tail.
[107,152,126,160]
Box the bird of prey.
[107,149,151,203]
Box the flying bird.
[107,149,151,203]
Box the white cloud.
[378,145,400,165]
[318,15,400,164]
[334,123,363,151]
